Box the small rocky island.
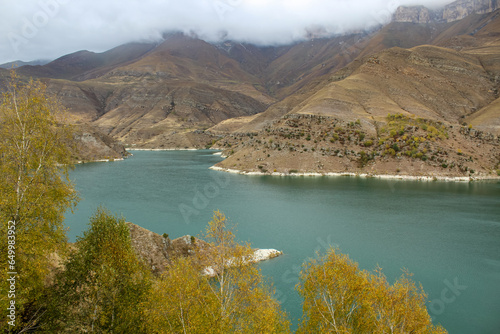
[126,222,282,275]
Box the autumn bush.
[297,248,447,334]
[44,208,152,332]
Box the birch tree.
[146,256,219,333]
[145,210,290,333]
[202,210,290,333]
[46,208,151,332]
[0,72,78,330]
[297,248,448,334]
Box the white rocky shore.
[76,158,125,164]
[203,248,283,277]
[127,148,198,151]
[209,166,498,182]
[252,249,283,261]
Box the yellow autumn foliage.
[297,248,447,334]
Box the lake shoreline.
[209,166,499,182]
[126,148,200,151]
[125,148,499,182]
[76,158,125,164]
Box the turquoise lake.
[65,150,500,333]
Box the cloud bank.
[0,0,455,64]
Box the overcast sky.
[0,0,455,64]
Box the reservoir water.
[65,150,500,333]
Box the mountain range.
[0,59,51,69]
[1,0,499,177]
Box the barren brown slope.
[216,42,292,78]
[264,13,499,99]
[278,9,500,99]
[93,81,269,148]
[0,68,10,84]
[437,10,500,133]
[103,34,272,104]
[17,42,157,81]
[220,43,497,132]
[466,97,500,135]
[70,124,130,162]
[219,15,492,100]
[44,76,270,149]
[218,29,436,101]
[214,10,500,109]
[212,10,500,137]
[211,44,499,178]
[33,34,276,149]
[211,41,495,135]
[262,34,373,99]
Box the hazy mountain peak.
[394,0,500,23]
[0,59,51,69]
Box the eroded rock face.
[126,222,173,274]
[393,0,500,24]
[442,0,499,22]
[393,6,433,24]
[71,125,130,162]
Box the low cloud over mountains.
[0,0,454,64]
